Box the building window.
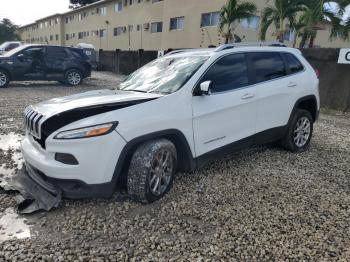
[50,35,53,41]
[240,15,260,30]
[128,25,133,32]
[137,24,141,31]
[129,0,133,5]
[170,16,184,30]
[201,12,220,27]
[65,17,69,24]
[114,27,126,36]
[100,29,107,37]
[115,1,123,12]
[101,7,107,15]
[151,22,163,33]
[78,32,84,39]
[56,34,59,41]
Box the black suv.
[0,45,92,88]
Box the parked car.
[20,43,320,204]
[0,44,91,88]
[0,41,22,55]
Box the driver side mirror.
[199,80,212,95]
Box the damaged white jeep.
[18,44,320,210]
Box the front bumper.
[22,162,114,199]
[20,130,126,199]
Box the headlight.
[54,122,118,139]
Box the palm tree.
[292,16,308,47]
[219,0,257,44]
[298,0,350,48]
[260,0,306,42]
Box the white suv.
[21,44,320,203]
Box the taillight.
[315,69,320,78]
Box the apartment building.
[18,0,350,51]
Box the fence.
[98,48,350,112]
[301,48,350,112]
[98,49,158,75]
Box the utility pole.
[105,20,109,50]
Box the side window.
[22,48,45,59]
[46,47,69,60]
[250,52,286,83]
[201,53,249,93]
[284,53,304,74]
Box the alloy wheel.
[293,116,311,148]
[0,72,7,87]
[149,149,174,196]
[67,71,81,85]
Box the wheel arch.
[112,129,196,187]
[65,67,83,75]
[290,95,319,123]
[0,67,12,80]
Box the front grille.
[24,106,44,139]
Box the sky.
[0,0,70,26]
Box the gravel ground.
[0,72,350,261]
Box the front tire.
[281,109,313,152]
[127,139,177,203]
[0,70,10,88]
[65,69,82,86]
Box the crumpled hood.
[31,89,162,117]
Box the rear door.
[45,46,71,79]
[192,53,258,157]
[248,52,297,141]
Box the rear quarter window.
[70,49,89,60]
[283,53,304,74]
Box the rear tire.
[65,69,82,86]
[0,70,10,88]
[281,109,313,152]
[127,139,177,203]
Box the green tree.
[260,0,306,42]
[0,18,20,44]
[69,0,99,9]
[219,0,257,44]
[297,0,350,48]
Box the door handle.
[241,93,255,100]
[287,82,297,88]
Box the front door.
[192,53,257,157]
[14,47,46,80]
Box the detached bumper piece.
[11,165,62,214]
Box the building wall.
[18,0,350,50]
[20,15,64,46]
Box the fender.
[0,66,12,80]
[288,95,318,125]
[111,129,196,187]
